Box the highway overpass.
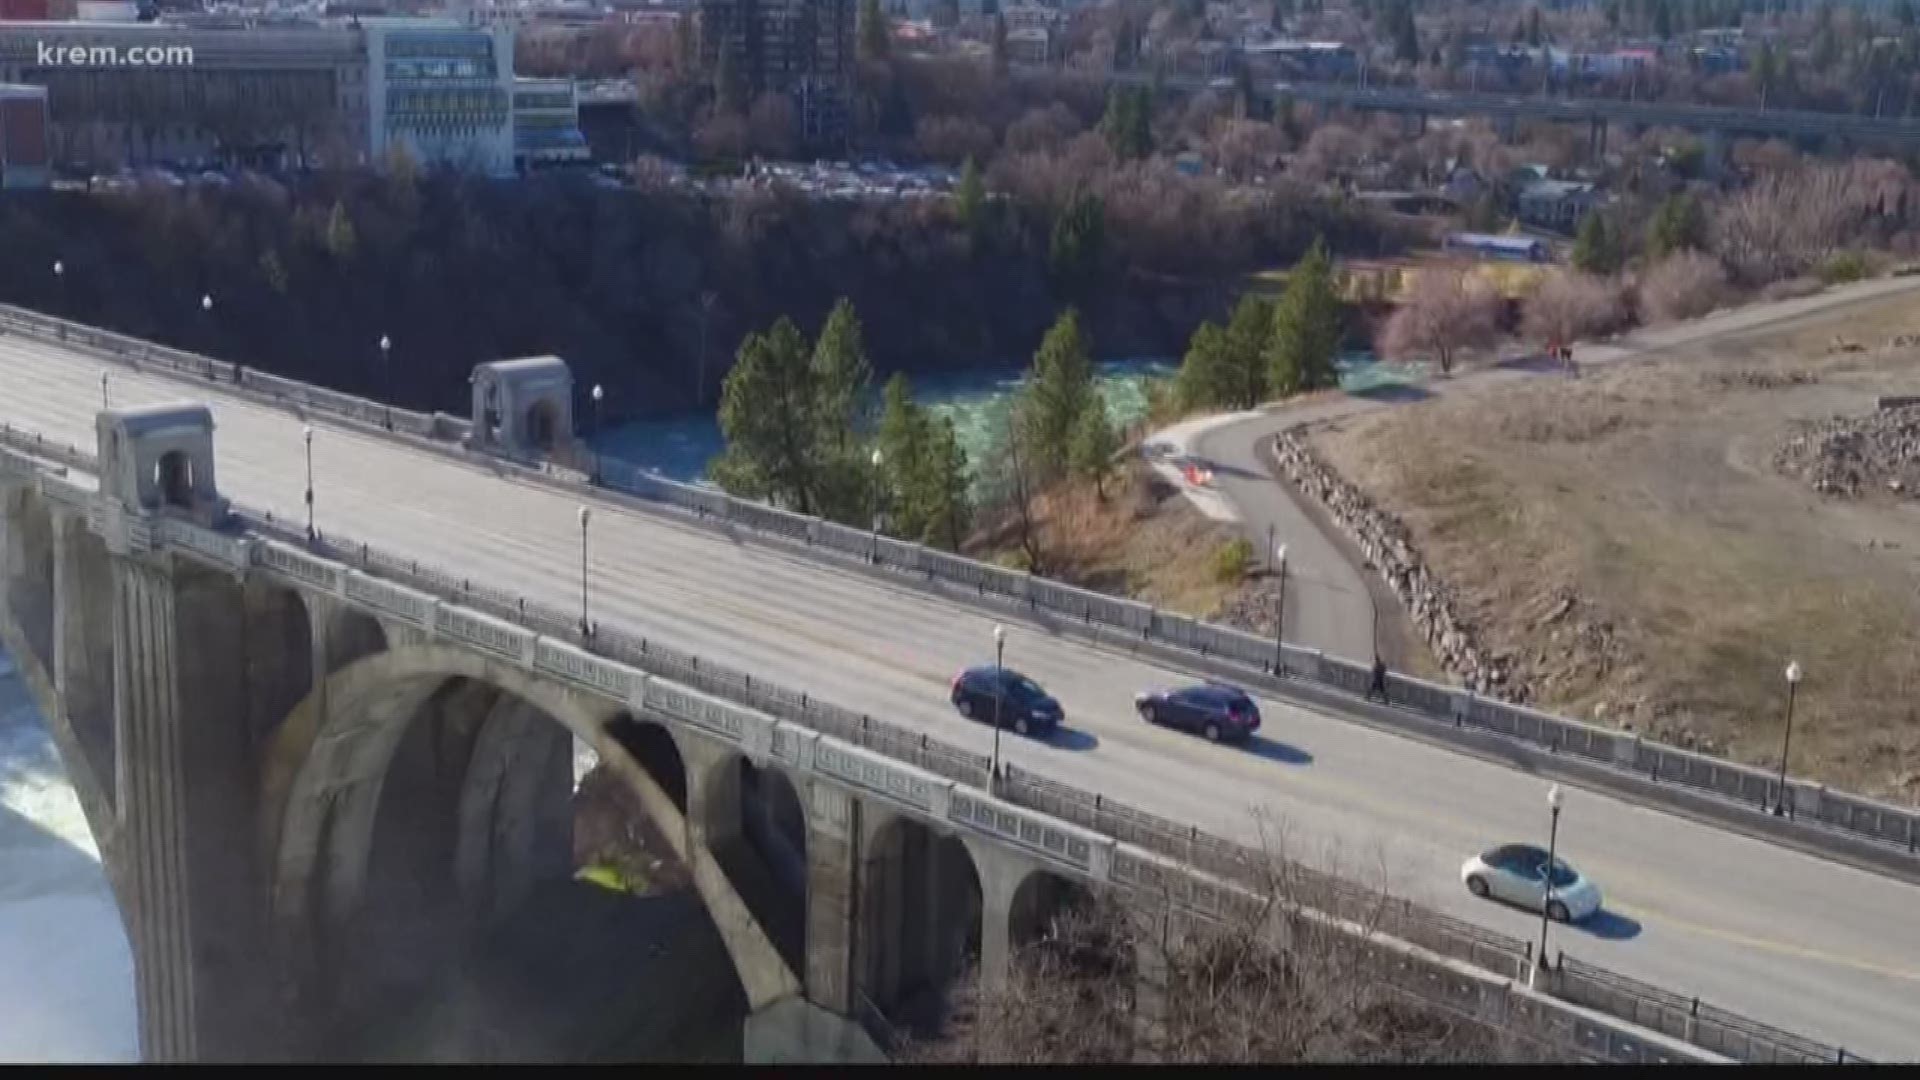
[1115,71,1920,148]
[0,316,1917,1061]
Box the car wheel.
[1142,703,1158,724]
[1204,722,1222,743]
[1467,876,1490,899]
[1547,900,1571,924]
[1015,716,1030,736]
[956,698,974,719]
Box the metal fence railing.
[0,437,1870,1065]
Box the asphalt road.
[3,331,1919,1059]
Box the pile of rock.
[1772,402,1920,498]
[1267,429,1531,703]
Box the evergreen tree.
[1653,0,1673,40]
[1224,293,1273,408]
[324,200,357,261]
[1526,6,1543,46]
[859,0,891,62]
[1101,86,1153,160]
[811,297,872,449]
[991,13,1009,74]
[1646,192,1707,260]
[1176,321,1234,412]
[1390,0,1420,64]
[955,155,986,234]
[1048,188,1105,288]
[1571,212,1621,274]
[1023,308,1096,476]
[1072,391,1120,500]
[925,415,972,550]
[1266,239,1342,395]
[712,318,822,514]
[878,372,933,535]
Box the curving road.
[3,330,1919,1060]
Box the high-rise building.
[699,0,853,148]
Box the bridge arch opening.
[155,449,194,509]
[242,580,314,749]
[2,487,57,670]
[524,400,560,452]
[323,606,388,676]
[702,755,809,978]
[269,650,766,1058]
[602,712,686,813]
[1008,867,1096,954]
[860,817,981,1034]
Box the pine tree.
[812,297,872,449]
[1071,391,1121,500]
[1571,212,1620,274]
[1048,188,1105,288]
[878,372,933,537]
[712,318,821,514]
[1646,193,1707,260]
[1224,293,1273,408]
[1023,308,1096,476]
[925,415,972,550]
[1266,239,1342,396]
[955,155,986,234]
[1175,321,1235,412]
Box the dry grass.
[1312,296,1920,801]
[966,461,1252,621]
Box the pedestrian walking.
[1368,655,1389,704]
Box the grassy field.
[1310,296,1920,801]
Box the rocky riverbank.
[1265,429,1531,704]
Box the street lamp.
[577,506,592,638]
[869,447,885,560]
[590,383,605,483]
[378,335,393,430]
[302,424,316,545]
[200,293,216,380]
[1774,661,1804,817]
[1533,783,1565,986]
[100,371,109,409]
[990,624,1007,788]
[1272,543,1289,668]
[51,260,63,317]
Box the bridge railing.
[0,438,1866,1064]
[1552,956,1857,1064]
[6,299,1914,882]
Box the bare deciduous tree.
[1522,270,1628,346]
[1378,270,1500,375]
[1714,160,1915,284]
[1638,252,1734,325]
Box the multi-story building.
[699,0,853,148]
[0,81,48,188]
[511,75,588,171]
[362,17,515,176]
[0,14,519,176]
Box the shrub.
[1816,251,1872,285]
[1638,252,1733,324]
[1212,538,1254,582]
[1521,270,1629,345]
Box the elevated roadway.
[1,333,1916,1059]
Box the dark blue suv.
[950,666,1063,736]
[1134,682,1262,743]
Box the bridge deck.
[1,334,1916,1061]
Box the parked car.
[1459,844,1602,923]
[950,666,1063,736]
[1134,682,1262,743]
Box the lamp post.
[991,624,1007,789]
[378,335,393,430]
[1533,783,1564,987]
[577,506,592,639]
[100,372,109,409]
[52,259,63,317]
[869,447,885,560]
[590,383,605,483]
[1272,543,1289,668]
[1774,661,1804,817]
[302,424,316,545]
[200,293,215,379]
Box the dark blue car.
[1134,682,1262,743]
[950,666,1063,736]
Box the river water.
[593,355,1420,485]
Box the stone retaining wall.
[1269,428,1532,704]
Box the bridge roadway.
[2,338,1917,1060]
